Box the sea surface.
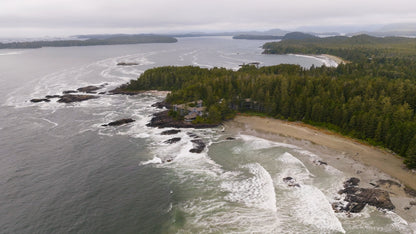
[0,36,414,233]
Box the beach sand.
[225,115,416,219]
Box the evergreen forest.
[122,34,416,169]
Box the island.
[0,34,177,49]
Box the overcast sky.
[1,0,416,37]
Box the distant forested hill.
[0,34,177,49]
[263,34,416,62]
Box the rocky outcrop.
[333,177,395,213]
[62,90,78,94]
[30,98,50,103]
[45,95,62,99]
[147,110,218,129]
[103,118,135,126]
[151,101,171,109]
[117,62,139,66]
[339,187,395,212]
[189,139,205,153]
[77,85,101,93]
[164,137,181,144]
[108,86,142,95]
[57,94,99,103]
[161,129,181,135]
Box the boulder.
[164,137,181,144]
[30,98,50,103]
[57,94,99,103]
[226,137,236,140]
[161,129,181,135]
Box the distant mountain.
[232,35,283,40]
[0,34,177,49]
[282,32,317,40]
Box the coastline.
[225,115,416,220]
[228,115,416,190]
[291,53,347,67]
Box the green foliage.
[120,35,416,168]
[168,110,183,121]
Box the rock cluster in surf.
[333,177,395,213]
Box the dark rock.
[338,186,395,212]
[344,177,360,188]
[62,90,78,94]
[283,177,293,182]
[283,176,300,187]
[147,111,218,129]
[187,132,199,138]
[30,98,50,103]
[189,139,205,153]
[106,118,135,126]
[346,202,367,213]
[226,137,236,140]
[404,186,416,197]
[161,129,181,135]
[45,95,62,99]
[57,94,99,103]
[410,201,416,206]
[117,62,139,66]
[99,92,106,95]
[164,137,181,144]
[77,85,101,93]
[404,207,411,210]
[318,160,327,165]
[151,101,171,109]
[377,179,401,187]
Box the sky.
[1,0,416,38]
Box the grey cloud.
[1,0,416,37]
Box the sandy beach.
[226,115,416,219]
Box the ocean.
[0,36,413,233]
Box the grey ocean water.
[0,37,413,233]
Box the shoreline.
[226,115,416,220]
[228,115,416,190]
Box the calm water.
[0,37,413,233]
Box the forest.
[0,34,177,49]
[122,34,416,169]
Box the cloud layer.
[1,0,416,37]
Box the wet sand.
[229,115,416,190]
[226,115,416,220]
